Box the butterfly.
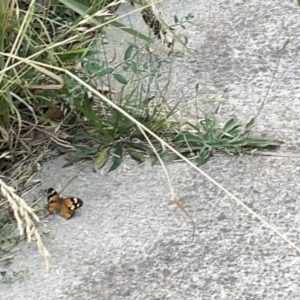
[47,188,83,219]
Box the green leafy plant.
[172,115,282,165]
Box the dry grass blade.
[173,195,195,241]
[0,254,15,262]
[2,0,34,71]
[137,123,196,241]
[0,151,11,159]
[251,150,300,158]
[0,179,50,272]
[25,63,64,90]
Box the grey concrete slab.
[2,1,300,299]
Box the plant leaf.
[196,148,212,165]
[241,139,284,148]
[93,147,110,172]
[113,73,128,84]
[131,61,138,74]
[99,67,114,77]
[62,145,99,168]
[108,145,123,172]
[151,150,171,165]
[127,148,146,162]
[222,116,240,134]
[244,118,255,132]
[124,44,134,60]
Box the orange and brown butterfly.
[47,188,83,219]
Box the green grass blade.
[108,144,123,172]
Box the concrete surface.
[2,0,300,299]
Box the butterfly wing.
[47,188,61,214]
[60,197,83,219]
